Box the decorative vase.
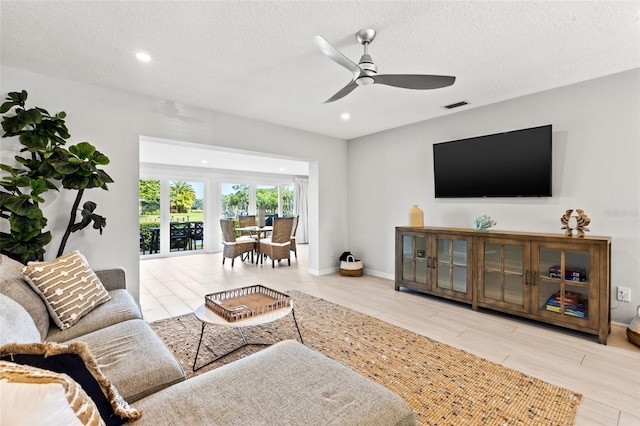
[257,206,266,227]
[409,205,424,227]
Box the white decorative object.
[473,215,496,231]
[257,206,266,227]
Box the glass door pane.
[256,185,279,224]
[484,272,502,300]
[537,245,590,320]
[481,241,524,305]
[169,181,202,252]
[139,179,160,256]
[434,238,468,293]
[282,185,294,216]
[222,183,249,218]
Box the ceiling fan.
[313,29,456,103]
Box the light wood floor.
[140,245,640,426]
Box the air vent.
[443,101,468,110]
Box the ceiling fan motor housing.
[357,53,377,85]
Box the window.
[221,183,249,218]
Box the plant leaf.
[4,194,35,215]
[69,142,96,159]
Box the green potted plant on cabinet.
[0,90,113,263]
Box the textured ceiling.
[1,1,639,140]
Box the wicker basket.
[340,255,363,277]
[627,328,640,348]
[627,316,640,348]
[204,285,291,322]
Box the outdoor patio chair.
[170,222,190,251]
[190,221,204,249]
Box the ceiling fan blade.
[373,74,456,90]
[324,80,358,103]
[313,35,361,78]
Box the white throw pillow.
[21,251,111,330]
[0,361,102,425]
[0,293,41,344]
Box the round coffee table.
[192,303,303,371]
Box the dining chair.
[258,217,294,268]
[290,215,299,259]
[237,215,256,236]
[220,218,255,266]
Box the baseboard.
[308,267,339,276]
[363,269,394,281]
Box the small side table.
[192,302,303,371]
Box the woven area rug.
[149,290,582,426]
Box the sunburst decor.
[560,209,591,237]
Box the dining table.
[236,226,272,263]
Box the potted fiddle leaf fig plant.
[0,90,113,264]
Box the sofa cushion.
[0,360,103,425]
[0,341,141,425]
[130,340,416,426]
[66,319,185,403]
[0,293,41,344]
[46,289,143,343]
[0,255,49,340]
[21,250,111,330]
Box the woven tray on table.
[204,285,291,322]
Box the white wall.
[1,66,349,302]
[347,69,640,324]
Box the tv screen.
[433,125,552,198]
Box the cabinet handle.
[427,256,432,268]
[525,269,529,285]
[532,271,537,285]
[431,257,437,268]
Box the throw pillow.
[0,254,50,339]
[0,293,41,344]
[0,360,103,425]
[21,250,111,330]
[0,341,141,425]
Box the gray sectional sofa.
[0,254,416,425]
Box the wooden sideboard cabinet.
[395,227,611,344]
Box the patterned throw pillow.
[0,360,103,425]
[21,250,111,330]
[0,341,141,425]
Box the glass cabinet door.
[478,239,529,313]
[535,245,593,324]
[432,236,471,299]
[401,234,429,291]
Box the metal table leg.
[193,309,304,372]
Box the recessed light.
[279,167,285,171]
[341,113,350,120]
[201,160,208,164]
[136,52,152,62]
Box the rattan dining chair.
[237,215,257,260]
[237,215,256,236]
[290,215,299,259]
[258,217,294,268]
[220,218,255,266]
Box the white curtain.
[294,177,309,244]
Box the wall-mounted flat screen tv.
[433,125,552,198]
